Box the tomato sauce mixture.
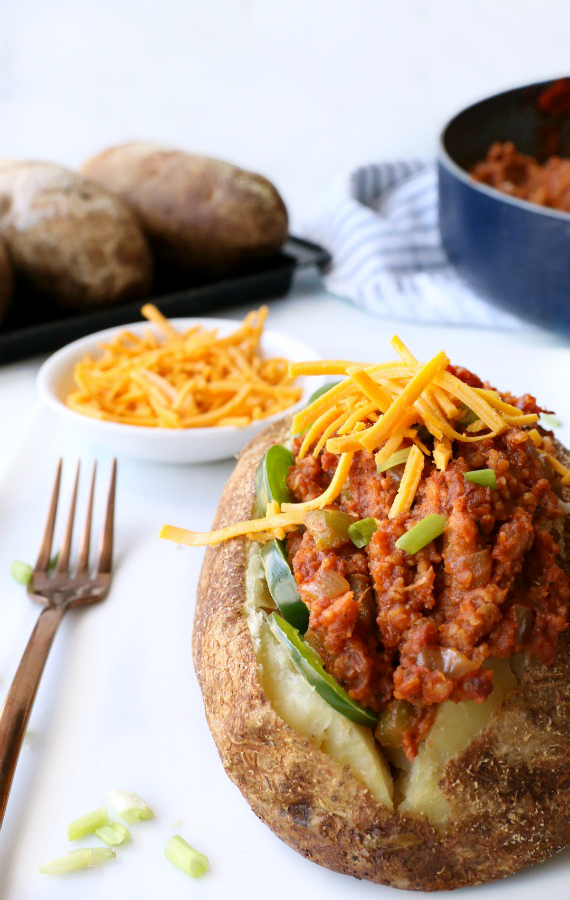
[471,141,570,213]
[285,367,570,757]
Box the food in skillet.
[471,141,570,212]
[161,338,570,891]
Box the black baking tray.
[0,236,330,364]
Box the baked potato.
[161,343,570,892]
[81,142,288,274]
[0,160,152,310]
[0,235,13,325]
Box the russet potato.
[81,142,288,274]
[0,160,152,310]
[193,418,570,891]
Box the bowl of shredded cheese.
[37,305,324,463]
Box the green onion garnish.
[376,448,411,473]
[105,790,154,823]
[95,822,130,847]
[539,413,562,429]
[348,518,378,548]
[465,469,497,489]
[68,807,109,841]
[458,404,479,427]
[40,848,115,874]
[165,835,209,879]
[395,514,447,555]
[10,560,33,585]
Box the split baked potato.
[193,418,570,892]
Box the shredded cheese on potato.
[67,305,302,428]
[160,334,562,550]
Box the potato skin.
[0,160,152,310]
[81,142,288,273]
[193,419,570,891]
[0,235,13,324]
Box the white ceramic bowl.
[37,317,325,464]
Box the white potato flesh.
[398,658,516,828]
[244,546,518,826]
[244,547,394,810]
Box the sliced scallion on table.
[165,835,209,879]
[376,448,411,473]
[40,848,115,875]
[68,807,109,841]
[95,822,130,847]
[465,469,497,489]
[348,518,378,548]
[10,560,33,585]
[395,514,447,555]
[105,790,154,823]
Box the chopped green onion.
[465,469,497,489]
[539,413,563,429]
[95,822,130,847]
[165,835,209,879]
[348,517,378,548]
[48,553,59,571]
[105,790,154,823]
[68,807,109,841]
[40,848,115,874]
[376,448,411,473]
[395,514,447,555]
[10,560,33,585]
[458,404,479,427]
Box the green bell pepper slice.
[255,445,295,515]
[268,613,379,728]
[261,540,309,634]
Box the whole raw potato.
[81,142,289,273]
[0,160,153,310]
[0,235,13,325]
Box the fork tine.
[76,462,97,574]
[34,459,63,573]
[97,459,117,575]
[54,461,81,574]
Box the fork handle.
[0,604,66,829]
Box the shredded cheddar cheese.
[67,305,301,429]
[389,445,425,519]
[160,333,567,552]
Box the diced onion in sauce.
[416,646,478,679]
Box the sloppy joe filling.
[471,141,570,213]
[286,367,569,757]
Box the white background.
[1,0,570,226]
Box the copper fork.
[0,458,116,829]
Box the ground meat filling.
[285,394,569,726]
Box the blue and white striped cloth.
[304,161,521,329]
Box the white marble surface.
[1,0,570,225]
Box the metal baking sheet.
[0,236,330,364]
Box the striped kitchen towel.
[304,161,521,329]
